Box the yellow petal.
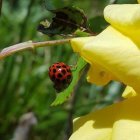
[138,0,140,4]
[71,36,95,54]
[122,86,137,98]
[104,4,140,30]
[104,4,140,45]
[71,119,112,140]
[112,120,140,139]
[71,37,114,85]
[71,26,140,93]
[69,95,140,140]
[87,63,112,85]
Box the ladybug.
[49,62,73,92]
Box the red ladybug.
[49,62,72,92]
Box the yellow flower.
[69,3,140,140]
[69,93,140,140]
[71,4,140,93]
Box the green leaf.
[51,57,87,106]
[37,6,87,36]
[87,16,108,34]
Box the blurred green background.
[0,0,137,140]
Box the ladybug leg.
[69,65,77,71]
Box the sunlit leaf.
[37,6,87,36]
[51,57,87,106]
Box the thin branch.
[0,38,71,60]
[33,38,70,48]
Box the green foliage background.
[0,0,136,139]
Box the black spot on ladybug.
[62,69,66,75]
[62,65,66,68]
[57,73,63,78]
[56,65,61,68]
[53,69,56,73]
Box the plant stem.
[0,38,71,60]
[33,38,70,48]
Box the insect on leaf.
[51,57,87,106]
[37,6,87,36]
